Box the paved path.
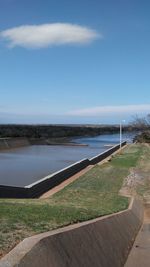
[125,204,150,267]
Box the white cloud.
[68,104,150,116]
[0,23,100,48]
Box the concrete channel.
[0,198,144,267]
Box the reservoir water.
[0,133,132,187]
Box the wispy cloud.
[0,23,100,48]
[68,104,150,116]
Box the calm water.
[0,133,132,187]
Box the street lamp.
[120,120,125,148]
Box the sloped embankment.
[0,137,30,150]
[0,198,143,267]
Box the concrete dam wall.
[0,142,126,198]
[0,198,144,267]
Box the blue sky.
[0,0,150,124]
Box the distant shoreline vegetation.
[0,124,134,139]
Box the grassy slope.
[0,144,143,258]
[135,144,150,199]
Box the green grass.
[0,144,143,258]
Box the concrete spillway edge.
[0,197,144,267]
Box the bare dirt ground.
[123,144,150,267]
[119,168,142,197]
[120,144,150,203]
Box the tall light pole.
[120,120,125,148]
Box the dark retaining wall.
[89,141,126,164]
[0,142,126,199]
[0,185,29,198]
[0,159,90,199]
[26,159,90,198]
[0,198,143,267]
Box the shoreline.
[0,137,89,151]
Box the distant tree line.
[0,124,131,139]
